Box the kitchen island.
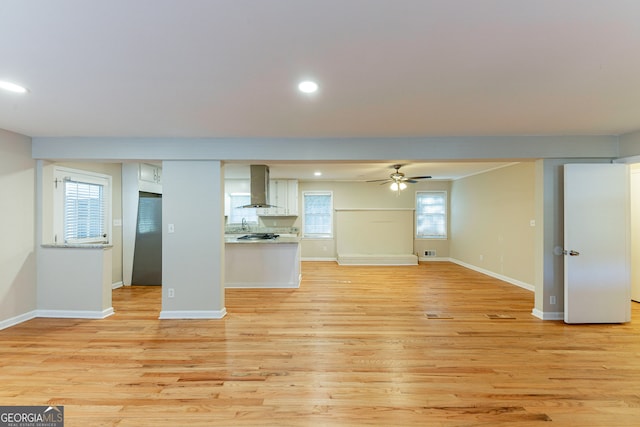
[225,234,301,288]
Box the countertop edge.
[225,237,300,244]
[41,244,114,249]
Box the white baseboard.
[112,281,124,289]
[301,257,337,262]
[532,309,564,320]
[225,282,300,289]
[338,254,418,266]
[0,310,37,331]
[159,308,227,319]
[36,307,115,319]
[418,256,449,262]
[449,258,535,292]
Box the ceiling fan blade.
[405,179,418,184]
[407,175,432,180]
[366,178,392,183]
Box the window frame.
[227,192,259,225]
[53,166,112,245]
[302,191,334,239]
[415,190,447,240]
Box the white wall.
[0,129,36,327]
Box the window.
[303,191,333,238]
[53,167,111,244]
[64,179,105,242]
[227,193,258,225]
[416,191,447,239]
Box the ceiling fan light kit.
[366,164,431,194]
[390,182,407,192]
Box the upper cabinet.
[139,163,162,184]
[258,179,298,217]
[138,163,162,193]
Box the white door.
[564,164,631,323]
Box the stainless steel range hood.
[243,164,272,208]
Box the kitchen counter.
[224,234,301,288]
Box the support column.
[160,160,226,319]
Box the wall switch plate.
[113,219,122,227]
[550,295,556,305]
[168,288,175,298]
[530,219,536,227]
[168,224,175,233]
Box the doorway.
[132,191,162,285]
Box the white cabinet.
[139,163,162,184]
[258,179,298,216]
[138,163,162,194]
[286,180,299,215]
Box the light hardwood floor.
[2,261,640,426]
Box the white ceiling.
[1,1,639,180]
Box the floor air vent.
[425,313,453,319]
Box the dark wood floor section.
[2,261,640,426]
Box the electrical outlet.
[168,224,175,233]
[550,295,556,305]
[168,288,175,298]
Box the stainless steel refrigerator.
[132,192,162,285]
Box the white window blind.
[63,178,106,243]
[416,191,447,239]
[228,193,258,224]
[137,193,162,234]
[52,166,111,245]
[303,192,333,238]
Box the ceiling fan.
[366,164,432,192]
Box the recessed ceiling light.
[0,80,28,93]
[314,171,322,176]
[298,80,318,94]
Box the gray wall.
[161,160,225,317]
[620,130,640,158]
[0,129,36,326]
